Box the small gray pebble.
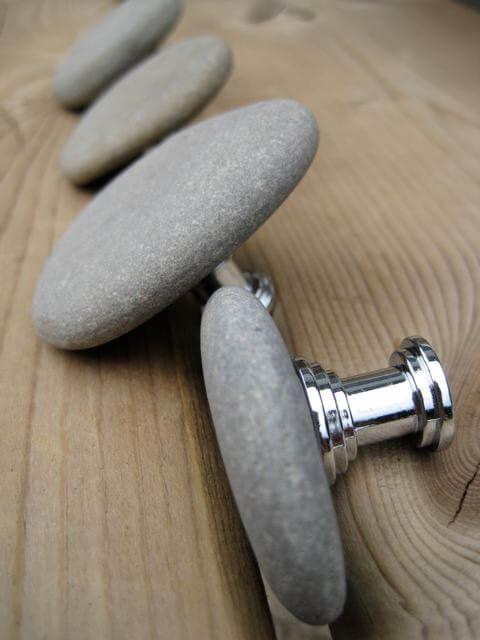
[53,0,182,109]
[33,99,318,349]
[61,36,232,185]
[201,286,346,625]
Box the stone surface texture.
[33,99,319,349]
[53,0,182,109]
[201,286,346,625]
[61,36,232,185]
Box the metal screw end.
[243,271,276,313]
[195,261,275,313]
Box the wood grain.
[1,1,480,639]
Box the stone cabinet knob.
[32,100,318,349]
[53,0,183,109]
[61,36,233,185]
[200,286,455,625]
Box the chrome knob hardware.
[195,258,276,312]
[201,288,457,625]
[294,336,454,484]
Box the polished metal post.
[343,367,418,447]
[195,258,276,312]
[295,337,454,484]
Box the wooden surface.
[1,1,480,639]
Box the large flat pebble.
[33,99,319,349]
[201,286,346,625]
[61,36,232,185]
[53,0,182,109]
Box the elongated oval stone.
[61,36,233,185]
[33,99,319,349]
[53,0,182,109]
[201,286,346,625]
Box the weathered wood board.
[1,1,479,638]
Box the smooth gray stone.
[201,286,346,625]
[33,99,319,349]
[61,36,232,185]
[53,0,182,109]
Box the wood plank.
[1,1,479,639]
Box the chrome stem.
[196,258,276,312]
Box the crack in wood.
[448,461,480,526]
